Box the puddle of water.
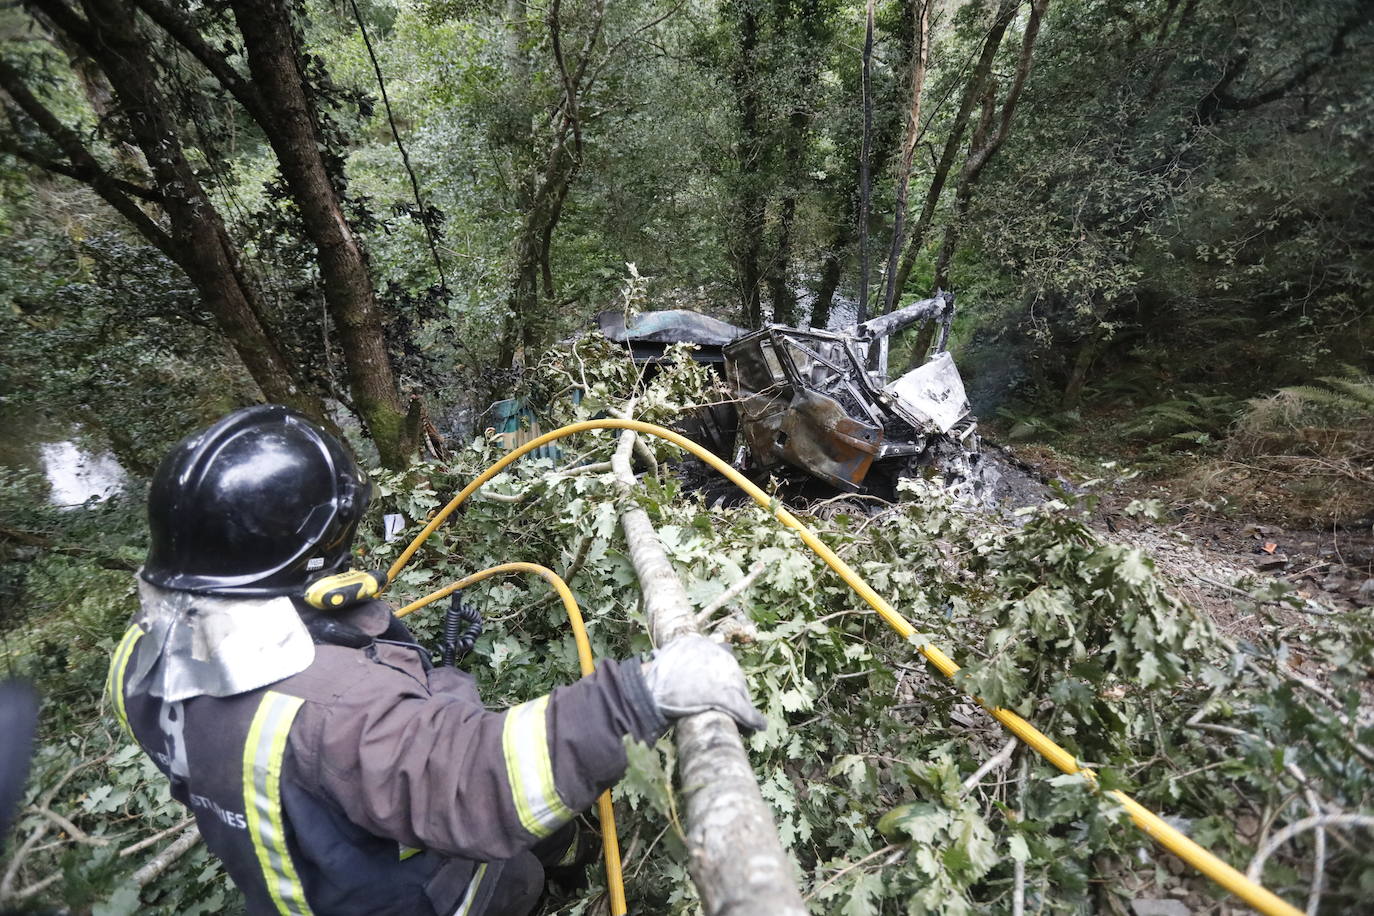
[39,440,127,507]
[0,403,128,508]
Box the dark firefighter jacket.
[107,598,666,915]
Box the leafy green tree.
[953,0,1374,406]
[1,0,423,465]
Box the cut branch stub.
[611,431,806,916]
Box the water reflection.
[39,440,127,507]
[0,404,128,507]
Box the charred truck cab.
[599,292,982,501]
[724,292,977,496]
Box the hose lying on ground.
[387,418,1305,916]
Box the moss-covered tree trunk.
[230,0,415,468]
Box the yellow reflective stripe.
[107,625,144,739]
[398,844,422,861]
[451,862,487,916]
[500,696,573,838]
[244,691,313,916]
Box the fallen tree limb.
[130,822,201,888]
[961,737,1018,793]
[26,805,110,846]
[119,816,197,858]
[696,559,768,626]
[612,429,806,916]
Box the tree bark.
[1060,333,1101,408]
[766,180,799,325]
[880,0,931,314]
[855,0,875,324]
[611,431,806,916]
[730,0,766,327]
[503,139,579,366]
[810,235,846,329]
[229,0,415,467]
[496,0,592,366]
[932,0,1049,290]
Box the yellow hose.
[394,562,628,916]
[388,418,1303,916]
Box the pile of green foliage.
[4,343,1372,915]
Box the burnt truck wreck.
[597,292,983,500]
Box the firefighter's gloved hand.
[642,635,766,733]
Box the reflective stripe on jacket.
[111,599,664,915]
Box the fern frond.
[1278,384,1365,413]
[1316,376,1374,411]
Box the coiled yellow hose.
[387,418,1303,916]
[393,562,628,916]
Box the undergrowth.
[992,366,1373,525]
[3,342,1372,914]
[1186,368,1374,523]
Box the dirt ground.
[995,441,1374,622]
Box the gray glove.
[642,635,767,733]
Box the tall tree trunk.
[810,238,846,329]
[855,0,875,324]
[496,0,588,366]
[230,0,415,468]
[766,105,809,326]
[55,0,326,421]
[1061,333,1102,408]
[933,0,1049,290]
[889,0,1018,300]
[500,130,579,367]
[729,0,766,327]
[880,0,931,313]
[766,192,798,324]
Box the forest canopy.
[1,0,1369,469]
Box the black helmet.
[141,405,372,596]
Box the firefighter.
[108,405,765,915]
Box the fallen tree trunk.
[611,430,806,916]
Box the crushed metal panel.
[775,389,883,491]
[884,351,971,434]
[735,390,791,472]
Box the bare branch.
[0,59,176,256]
[119,816,196,858]
[548,0,581,157]
[130,821,201,887]
[696,559,768,626]
[0,823,50,899]
[125,0,267,125]
[26,805,111,846]
[1246,814,1374,886]
[22,0,99,56]
[1216,3,1373,112]
[961,736,1018,793]
[581,0,683,97]
[0,134,162,201]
